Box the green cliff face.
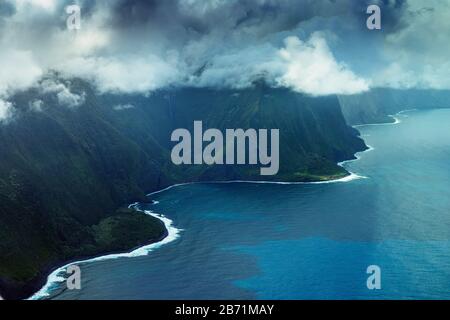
[339,88,450,125]
[0,78,366,299]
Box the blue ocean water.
[45,109,450,300]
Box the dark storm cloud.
[372,0,408,32]
[0,0,15,28]
[1,0,447,105]
[0,0,405,99]
[0,0,408,55]
[91,0,408,65]
[0,0,15,17]
[0,0,408,44]
[103,0,406,34]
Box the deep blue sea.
[40,109,450,300]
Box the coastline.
[25,110,410,300]
[353,109,417,128]
[145,110,415,196]
[28,205,182,300]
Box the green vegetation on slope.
[339,88,450,125]
[93,208,167,253]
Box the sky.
[0,0,449,119]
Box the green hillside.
[339,88,450,125]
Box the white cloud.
[373,62,418,89]
[276,35,369,96]
[0,49,43,96]
[375,0,450,89]
[2,0,448,103]
[189,43,282,89]
[57,89,84,108]
[184,33,370,96]
[113,104,135,111]
[29,99,44,112]
[40,79,85,108]
[15,0,57,11]
[0,100,13,121]
[60,55,180,94]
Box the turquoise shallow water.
[46,109,450,300]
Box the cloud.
[0,47,41,121]
[0,0,379,98]
[276,34,369,95]
[187,42,282,89]
[0,49,42,96]
[188,33,370,96]
[0,99,13,121]
[16,0,57,11]
[57,88,85,108]
[113,103,135,111]
[375,0,450,89]
[29,99,44,111]
[60,55,180,94]
[40,79,85,108]
[4,0,447,101]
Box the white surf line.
[338,145,375,167]
[146,111,415,199]
[353,109,416,128]
[354,117,399,128]
[146,174,365,197]
[28,204,182,300]
[397,109,418,115]
[146,150,375,199]
[391,115,401,124]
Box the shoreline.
[353,109,417,128]
[26,110,410,300]
[28,205,182,300]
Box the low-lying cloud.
[40,79,85,108]
[113,103,135,111]
[0,99,13,121]
[61,55,180,94]
[0,0,448,114]
[29,99,44,112]
[374,0,450,90]
[277,35,370,95]
[0,49,43,106]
